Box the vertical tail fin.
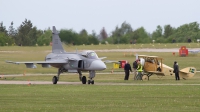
[52,26,65,53]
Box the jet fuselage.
[45,51,106,71]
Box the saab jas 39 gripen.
[6,26,106,85]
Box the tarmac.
[1,48,200,53]
[93,48,200,52]
[0,72,199,85]
[1,80,200,85]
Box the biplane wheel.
[142,75,148,80]
[82,76,87,84]
[52,76,58,84]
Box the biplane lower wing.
[147,71,165,76]
[143,71,165,80]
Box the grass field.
[0,44,200,74]
[0,85,200,112]
[1,73,200,111]
[0,44,200,112]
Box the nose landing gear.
[88,80,94,84]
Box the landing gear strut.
[78,70,82,81]
[146,73,153,80]
[81,76,87,84]
[79,70,87,84]
[52,68,62,84]
[88,70,95,85]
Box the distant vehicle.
[137,55,196,80]
[188,50,200,54]
[6,26,107,85]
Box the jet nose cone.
[89,60,106,70]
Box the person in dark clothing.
[172,38,176,43]
[133,59,139,80]
[124,61,132,80]
[187,38,191,43]
[173,61,180,80]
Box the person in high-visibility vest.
[136,61,143,80]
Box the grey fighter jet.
[6,26,106,84]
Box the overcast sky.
[1,0,200,34]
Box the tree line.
[0,19,200,46]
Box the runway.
[0,80,81,85]
[0,71,200,85]
[1,48,200,53]
[1,80,200,86]
[94,48,200,52]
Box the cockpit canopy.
[81,50,99,59]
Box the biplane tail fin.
[179,67,196,79]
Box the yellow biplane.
[137,55,196,80]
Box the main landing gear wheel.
[52,76,58,84]
[88,80,94,85]
[82,76,87,84]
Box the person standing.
[136,61,143,80]
[187,38,191,43]
[133,59,139,80]
[173,61,180,80]
[124,61,132,80]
